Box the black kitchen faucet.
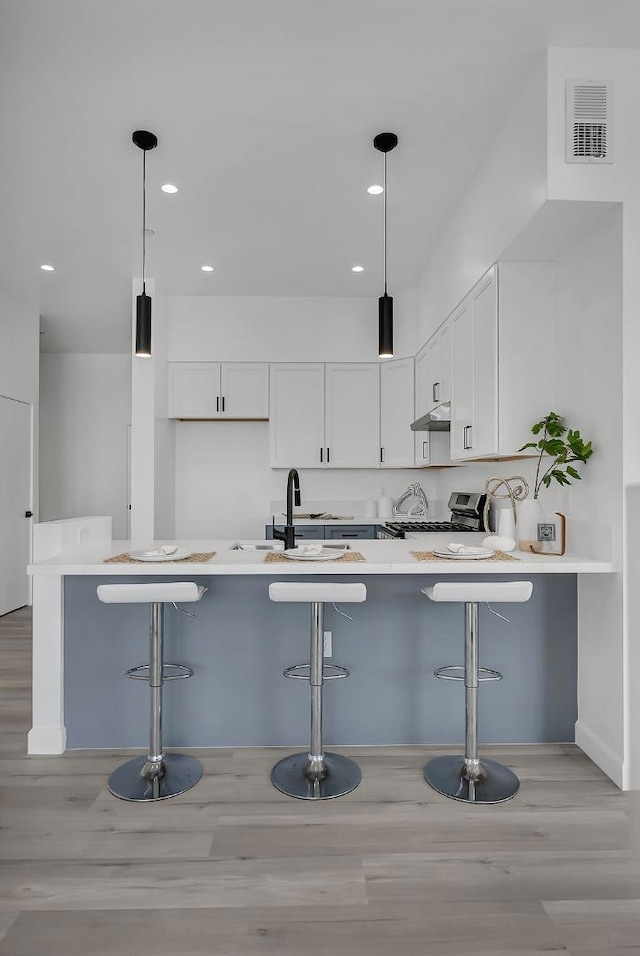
[272,469,301,551]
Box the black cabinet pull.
[380,447,385,463]
[320,447,323,462]
[216,396,220,413]
[326,447,330,463]
[24,511,33,518]
[222,396,225,413]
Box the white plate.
[431,548,494,561]
[283,547,344,561]
[128,548,193,562]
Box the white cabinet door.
[451,300,474,460]
[325,364,380,468]
[220,364,269,419]
[168,363,220,418]
[470,269,498,457]
[439,319,453,404]
[427,334,442,408]
[380,358,415,468]
[414,343,430,417]
[270,364,325,468]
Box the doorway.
[0,396,32,615]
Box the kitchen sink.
[229,542,351,551]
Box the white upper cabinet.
[270,364,325,468]
[168,362,268,419]
[414,343,430,417]
[325,364,380,468]
[220,364,269,419]
[450,262,556,461]
[168,363,220,418]
[380,357,415,468]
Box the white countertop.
[28,536,614,576]
[269,515,383,525]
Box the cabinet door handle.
[326,447,330,463]
[380,447,385,463]
[434,382,440,403]
[222,396,225,413]
[463,425,473,450]
[216,396,220,413]
[422,441,428,460]
[320,447,323,463]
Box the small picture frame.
[527,512,566,556]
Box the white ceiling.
[2,0,640,353]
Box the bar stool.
[422,580,533,804]
[97,581,207,802]
[269,582,367,800]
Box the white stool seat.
[269,582,366,604]
[422,581,533,604]
[97,582,206,605]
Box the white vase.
[517,498,543,551]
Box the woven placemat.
[103,551,216,564]
[411,550,520,562]
[264,550,365,564]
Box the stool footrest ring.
[126,662,194,681]
[283,663,349,681]
[434,664,503,682]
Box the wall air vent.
[566,80,613,164]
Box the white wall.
[0,286,39,495]
[174,421,435,539]
[414,59,548,346]
[167,292,417,363]
[545,47,640,788]
[152,290,176,539]
[39,353,131,538]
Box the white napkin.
[141,545,178,557]
[447,543,487,555]
[298,545,323,555]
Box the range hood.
[410,401,451,432]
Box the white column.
[27,574,66,754]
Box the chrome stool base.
[424,754,520,805]
[108,752,203,802]
[271,751,362,801]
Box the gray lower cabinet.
[265,524,325,540]
[265,524,375,540]
[324,525,376,540]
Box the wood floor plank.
[0,857,366,910]
[0,901,566,956]
[543,899,640,952]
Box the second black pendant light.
[373,132,398,358]
[132,129,158,357]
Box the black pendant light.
[373,132,398,358]
[132,129,158,357]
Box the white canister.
[364,499,377,518]
[496,507,516,539]
[377,490,392,519]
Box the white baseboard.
[575,720,624,788]
[27,724,67,755]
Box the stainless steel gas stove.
[378,491,487,539]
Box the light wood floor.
[0,607,637,955]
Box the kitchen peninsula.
[28,518,613,770]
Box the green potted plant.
[517,411,593,549]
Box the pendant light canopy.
[132,129,158,357]
[373,132,398,358]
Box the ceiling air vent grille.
[566,80,613,164]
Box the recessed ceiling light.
[351,265,365,273]
[367,184,384,195]
[201,265,215,272]
[161,184,178,193]
[40,264,55,271]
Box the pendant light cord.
[142,148,146,294]
[383,151,387,294]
